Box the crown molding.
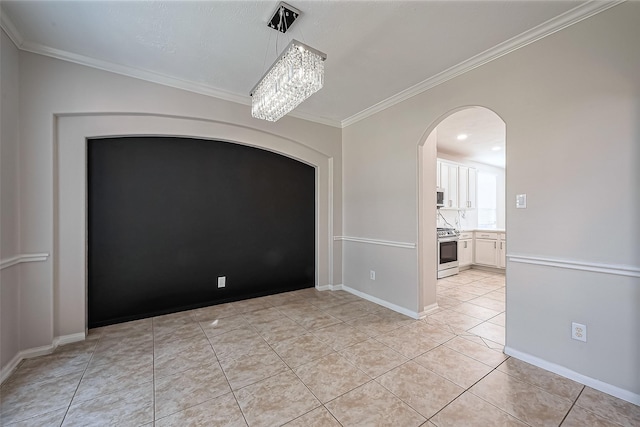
[1,1,621,130]
[0,7,342,128]
[21,40,342,128]
[20,39,252,104]
[284,109,342,128]
[341,0,625,128]
[0,6,23,47]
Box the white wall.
[0,29,22,374]
[1,44,342,375]
[343,2,639,402]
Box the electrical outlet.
[571,322,587,342]
[370,270,376,280]
[217,276,226,288]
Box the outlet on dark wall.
[88,136,315,328]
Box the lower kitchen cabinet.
[458,232,473,267]
[473,231,506,269]
[474,238,498,266]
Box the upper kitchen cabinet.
[458,166,477,209]
[437,159,476,210]
[439,161,458,209]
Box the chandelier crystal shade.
[250,39,326,122]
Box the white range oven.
[437,227,459,278]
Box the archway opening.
[418,106,507,347]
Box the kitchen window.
[477,171,497,229]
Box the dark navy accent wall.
[88,136,315,327]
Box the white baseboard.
[0,352,25,384]
[53,332,86,347]
[470,265,505,274]
[418,302,440,318]
[0,343,53,384]
[504,346,640,405]
[340,285,421,319]
[316,283,344,292]
[0,332,86,385]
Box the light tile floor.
[2,269,639,426]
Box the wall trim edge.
[507,254,640,278]
[0,253,49,270]
[504,346,640,406]
[334,236,416,249]
[53,332,87,347]
[317,283,344,292]
[419,303,440,318]
[0,332,86,385]
[341,285,420,319]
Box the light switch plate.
[516,194,527,209]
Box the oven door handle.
[438,237,459,243]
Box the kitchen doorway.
[418,106,507,347]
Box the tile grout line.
[237,298,337,425]
[237,277,494,423]
[234,301,330,423]
[58,332,103,426]
[6,275,515,425]
[465,357,587,427]
[425,355,516,425]
[228,295,364,425]
[557,385,586,426]
[393,273,506,423]
[197,315,252,427]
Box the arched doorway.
[418,106,507,347]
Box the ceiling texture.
[0,1,616,134]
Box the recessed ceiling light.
[457,134,468,141]
[492,146,502,151]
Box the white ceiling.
[1,1,604,127]
[436,107,506,168]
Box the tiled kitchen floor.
[2,269,639,426]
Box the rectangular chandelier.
[250,39,326,122]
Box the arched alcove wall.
[56,113,336,337]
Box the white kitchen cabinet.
[474,238,498,266]
[439,161,458,209]
[473,231,505,269]
[458,232,473,267]
[458,166,477,209]
[498,233,506,268]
